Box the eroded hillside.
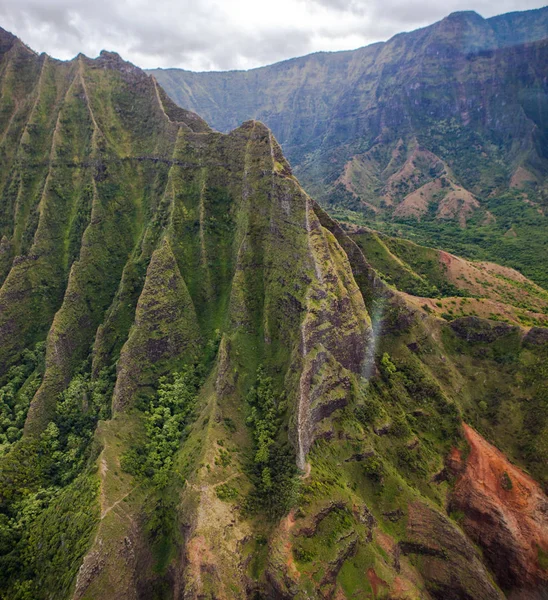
[0,27,547,600]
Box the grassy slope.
[349,227,548,327]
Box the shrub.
[216,483,238,502]
[380,353,397,378]
[391,413,411,438]
[363,455,384,482]
[501,471,513,491]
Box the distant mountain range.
[149,7,548,286]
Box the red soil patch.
[510,166,536,189]
[439,250,453,268]
[391,575,417,598]
[280,509,300,579]
[400,292,548,328]
[446,446,463,473]
[450,424,548,590]
[393,179,441,220]
[186,535,224,594]
[375,529,396,554]
[367,567,388,597]
[398,245,548,325]
[436,185,479,226]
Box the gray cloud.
[0,0,545,70]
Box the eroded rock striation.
[450,424,548,596]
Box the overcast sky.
[0,0,546,71]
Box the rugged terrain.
[0,25,547,600]
[150,7,548,287]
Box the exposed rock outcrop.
[449,424,548,595]
[450,316,518,343]
[524,327,548,347]
[401,501,504,600]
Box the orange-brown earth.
[401,249,548,327]
[366,567,388,598]
[450,424,548,594]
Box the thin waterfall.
[362,299,385,381]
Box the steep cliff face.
[149,8,548,167]
[450,424,548,597]
[1,26,548,600]
[149,7,548,288]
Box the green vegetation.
[0,472,99,600]
[350,230,466,298]
[0,343,45,453]
[41,366,114,486]
[339,191,548,290]
[216,483,239,502]
[153,10,548,292]
[0,360,105,599]
[380,352,397,377]
[121,366,202,487]
[501,471,513,491]
[245,366,299,518]
[362,455,385,483]
[441,324,548,487]
[329,153,548,294]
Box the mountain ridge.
[149,6,548,76]
[149,6,548,288]
[0,23,547,600]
